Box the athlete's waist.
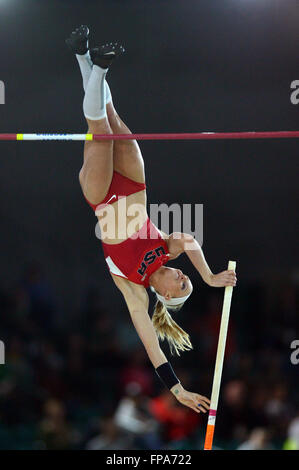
[101,216,162,248]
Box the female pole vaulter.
[66,25,236,413]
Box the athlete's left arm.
[168,233,237,287]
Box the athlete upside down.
[66,26,237,414]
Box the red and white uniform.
[85,171,169,287]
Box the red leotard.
[84,171,169,287]
[84,170,146,211]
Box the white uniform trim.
[105,256,127,278]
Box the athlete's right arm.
[111,276,210,414]
[112,276,168,368]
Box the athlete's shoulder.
[165,232,190,260]
[112,274,149,312]
[111,273,147,297]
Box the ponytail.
[152,300,193,356]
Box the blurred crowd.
[0,263,298,450]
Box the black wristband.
[155,362,180,390]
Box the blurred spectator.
[265,383,291,421]
[37,399,75,450]
[114,382,161,449]
[85,416,131,450]
[283,415,299,450]
[216,380,251,443]
[237,428,273,450]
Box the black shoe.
[65,25,89,55]
[90,42,125,69]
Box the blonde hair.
[152,300,193,356]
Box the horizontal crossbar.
[0,131,299,141]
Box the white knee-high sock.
[83,65,108,120]
[76,52,93,92]
[105,80,112,105]
[76,52,112,104]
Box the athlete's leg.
[82,76,145,189]
[79,64,114,205]
[106,94,145,184]
[80,123,113,206]
[66,27,124,204]
[67,27,141,193]
[67,26,113,204]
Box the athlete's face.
[158,267,193,300]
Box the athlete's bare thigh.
[106,102,145,184]
[79,117,114,205]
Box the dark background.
[0,0,298,451]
